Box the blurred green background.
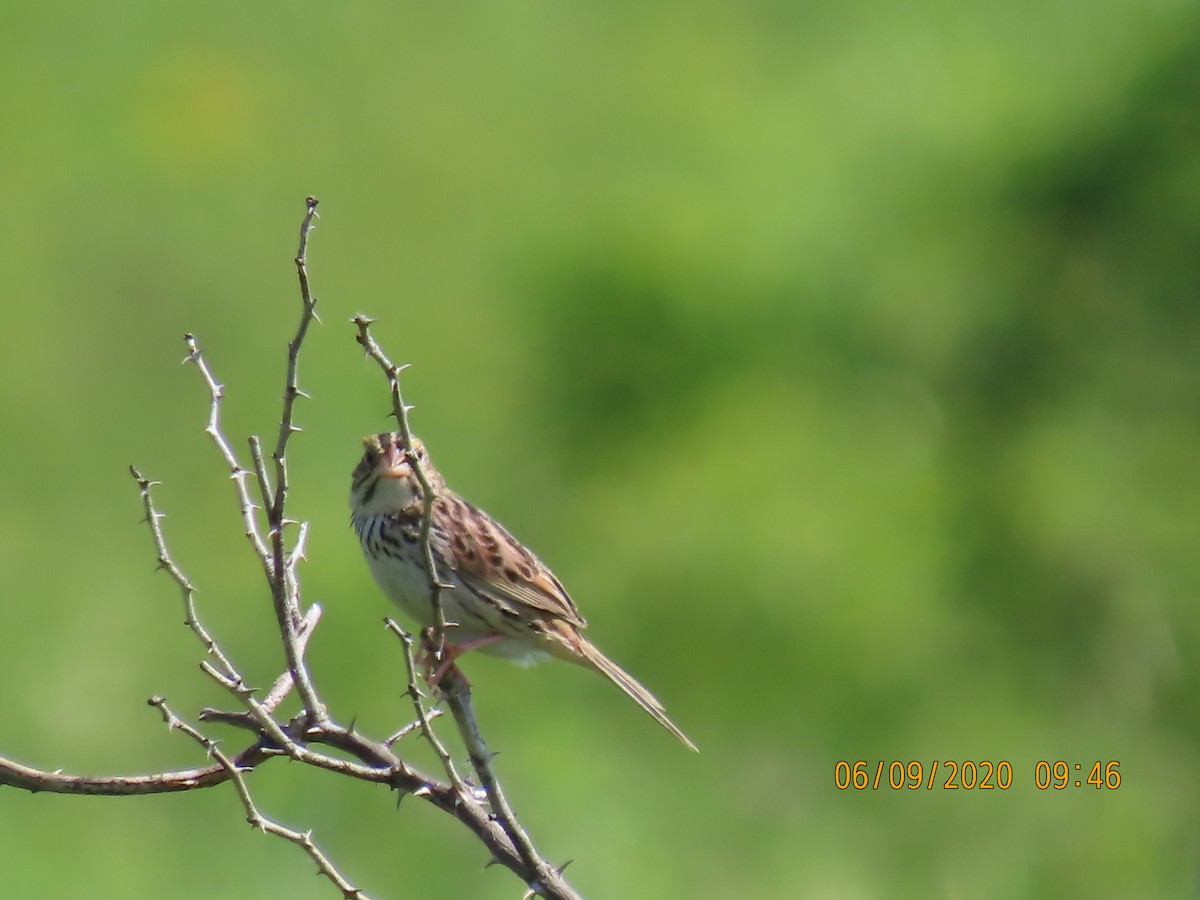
[2,1,1199,897]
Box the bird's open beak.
[364,434,409,478]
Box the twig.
[261,591,318,709]
[352,316,454,655]
[182,333,272,570]
[272,195,321,513]
[384,618,461,784]
[358,318,577,898]
[258,195,325,720]
[131,468,302,764]
[149,696,367,900]
[439,666,564,891]
[0,752,254,795]
[383,708,444,748]
[248,434,275,528]
[1,199,584,900]
[205,601,322,720]
[128,465,244,688]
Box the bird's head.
[349,432,434,516]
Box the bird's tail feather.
[576,640,699,752]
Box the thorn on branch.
[181,333,202,364]
[88,202,585,900]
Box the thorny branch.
[150,697,366,900]
[351,317,453,655]
[0,198,580,900]
[129,464,243,688]
[352,318,568,890]
[350,316,568,888]
[384,617,462,785]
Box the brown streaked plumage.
[350,432,697,751]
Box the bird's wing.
[434,493,588,629]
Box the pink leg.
[423,632,503,688]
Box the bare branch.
[149,696,367,900]
[271,195,321,509]
[128,465,243,687]
[383,707,444,747]
[256,196,326,722]
[3,199,585,900]
[384,618,461,784]
[359,320,580,899]
[248,434,274,524]
[181,333,273,570]
[352,316,453,654]
[0,750,249,795]
[2,724,564,894]
[438,664,570,895]
[261,597,320,713]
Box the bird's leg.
[419,627,503,689]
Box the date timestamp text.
[834,760,1121,791]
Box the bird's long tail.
[575,639,699,752]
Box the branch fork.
[0,198,580,900]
